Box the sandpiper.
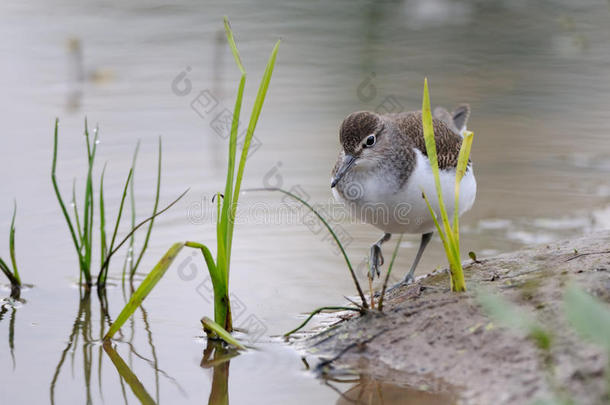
[330,105,476,283]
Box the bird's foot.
[369,244,385,279]
[382,272,416,295]
[402,271,416,285]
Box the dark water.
[1,0,610,403]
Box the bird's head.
[331,111,391,188]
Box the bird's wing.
[391,111,466,170]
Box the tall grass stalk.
[104,18,279,347]
[0,201,21,295]
[190,17,280,332]
[203,17,280,332]
[420,78,473,292]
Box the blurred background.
[1,0,609,403]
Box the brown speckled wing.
[331,150,343,178]
[390,112,466,170]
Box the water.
[1,0,610,403]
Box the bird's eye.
[364,134,376,147]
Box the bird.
[330,104,476,284]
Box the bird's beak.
[331,154,356,188]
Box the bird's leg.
[369,233,391,279]
[402,232,433,284]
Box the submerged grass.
[420,78,473,292]
[0,201,21,295]
[52,121,176,289]
[104,18,279,348]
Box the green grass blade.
[132,138,162,274]
[221,19,246,274]
[185,241,220,282]
[51,119,87,276]
[103,341,156,405]
[186,241,229,327]
[422,190,463,291]
[9,200,20,285]
[98,169,133,286]
[213,192,230,330]
[107,168,134,254]
[124,140,140,282]
[421,79,454,244]
[84,117,91,160]
[104,242,185,340]
[378,234,403,311]
[215,193,228,285]
[564,285,610,350]
[219,19,251,284]
[453,131,474,239]
[223,17,246,75]
[421,191,449,255]
[247,187,368,309]
[229,40,280,250]
[82,121,98,275]
[420,79,467,291]
[71,179,83,244]
[221,75,245,273]
[284,307,362,337]
[100,164,108,267]
[201,316,245,350]
[0,257,19,286]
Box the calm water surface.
[1,0,610,403]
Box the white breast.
[333,149,477,235]
[394,149,477,234]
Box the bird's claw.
[369,244,384,279]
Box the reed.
[420,78,473,292]
[104,18,279,348]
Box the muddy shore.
[294,231,610,404]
